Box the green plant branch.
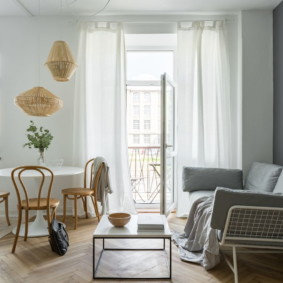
[23,120,53,151]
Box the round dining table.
[0,166,84,237]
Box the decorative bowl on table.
[108,213,131,227]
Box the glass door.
[160,73,176,215]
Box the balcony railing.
[128,146,161,204]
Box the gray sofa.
[183,161,283,213]
[182,162,283,283]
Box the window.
[127,51,174,80]
[144,120,151,130]
[144,105,151,117]
[133,134,140,144]
[144,134,150,144]
[133,120,140,130]
[133,105,140,117]
[133,92,140,104]
[144,92,151,104]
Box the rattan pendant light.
[45,41,77,82]
[15,87,63,117]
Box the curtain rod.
[76,14,238,23]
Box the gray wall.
[241,11,273,175]
[274,2,283,165]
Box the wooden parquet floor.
[0,213,283,283]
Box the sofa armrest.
[211,187,283,230]
[182,166,243,192]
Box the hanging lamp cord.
[92,0,111,16]
[67,0,111,16]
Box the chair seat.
[20,198,60,210]
[62,187,95,196]
[0,192,10,197]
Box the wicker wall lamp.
[14,87,63,117]
[45,41,77,82]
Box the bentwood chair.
[0,192,11,226]
[62,159,104,229]
[11,166,59,253]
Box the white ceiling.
[0,0,282,17]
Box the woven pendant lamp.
[14,87,63,117]
[45,41,77,82]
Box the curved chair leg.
[5,196,11,226]
[85,197,88,219]
[91,196,100,222]
[62,195,67,223]
[53,207,56,220]
[81,197,88,219]
[12,208,22,253]
[24,209,29,241]
[74,196,78,229]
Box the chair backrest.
[83,158,95,188]
[220,205,283,248]
[11,166,54,216]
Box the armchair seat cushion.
[182,166,243,192]
[211,187,283,230]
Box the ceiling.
[0,0,282,17]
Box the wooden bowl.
[108,213,131,227]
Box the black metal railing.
[128,146,161,204]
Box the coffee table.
[93,214,172,279]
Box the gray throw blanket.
[91,157,112,214]
[172,196,220,270]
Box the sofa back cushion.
[182,166,243,192]
[273,171,283,193]
[211,187,283,230]
[244,162,283,192]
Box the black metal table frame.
[93,236,172,280]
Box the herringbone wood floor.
[0,213,283,283]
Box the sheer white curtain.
[73,22,136,214]
[176,21,240,216]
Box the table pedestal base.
[12,211,49,237]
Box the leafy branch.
[23,120,53,151]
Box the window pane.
[144,92,151,104]
[133,92,140,104]
[133,105,140,117]
[133,120,140,130]
[144,134,150,144]
[144,120,151,130]
[127,51,174,80]
[144,105,151,117]
[133,134,140,144]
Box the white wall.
[0,16,78,168]
[0,16,80,216]
[241,11,273,175]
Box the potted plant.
[23,120,53,165]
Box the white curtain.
[176,21,240,216]
[73,22,136,214]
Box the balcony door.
[126,50,175,212]
[160,73,175,215]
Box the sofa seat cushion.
[244,162,283,192]
[186,190,215,214]
[182,166,243,192]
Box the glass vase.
[38,149,45,165]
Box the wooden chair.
[62,159,104,229]
[0,192,11,226]
[11,166,59,253]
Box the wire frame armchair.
[219,205,283,283]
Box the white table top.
[0,166,84,177]
[93,215,171,238]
